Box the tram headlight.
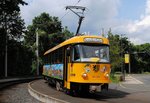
[82,73,88,79]
[104,72,109,78]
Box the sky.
[20,0,150,44]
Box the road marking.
[119,75,144,91]
[122,75,143,84]
[128,75,143,84]
[119,82,127,89]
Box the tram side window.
[51,52,55,64]
[48,54,51,64]
[50,48,64,64]
[49,53,53,64]
[58,48,63,63]
[44,55,48,64]
[55,50,59,63]
[55,48,63,64]
[46,54,51,64]
[44,53,53,64]
[53,49,59,64]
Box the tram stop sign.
[125,54,130,63]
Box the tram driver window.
[72,46,80,61]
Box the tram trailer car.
[42,35,111,94]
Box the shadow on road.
[45,80,129,101]
[75,89,129,101]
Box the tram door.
[64,46,71,89]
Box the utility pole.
[5,12,8,77]
[129,54,131,74]
[120,35,123,74]
[36,28,39,76]
[120,34,125,81]
[66,6,86,36]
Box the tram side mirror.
[67,47,71,56]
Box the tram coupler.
[89,85,101,92]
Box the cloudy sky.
[20,0,150,44]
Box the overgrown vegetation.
[110,73,120,83]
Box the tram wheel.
[56,81,61,91]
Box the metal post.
[36,28,39,76]
[120,35,123,74]
[5,28,8,77]
[129,54,131,74]
[5,13,8,77]
[121,35,123,74]
[76,16,84,35]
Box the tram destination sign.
[84,37,103,43]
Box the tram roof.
[44,35,109,55]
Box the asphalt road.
[0,74,150,103]
[117,74,150,103]
[131,74,150,85]
[120,74,150,92]
[30,74,150,103]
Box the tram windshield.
[72,44,110,63]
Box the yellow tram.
[42,35,111,94]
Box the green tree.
[131,43,150,73]
[107,31,150,73]
[107,30,133,74]
[107,31,122,72]
[24,12,73,74]
[7,40,34,76]
[0,0,27,38]
[0,0,28,77]
[25,13,63,53]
